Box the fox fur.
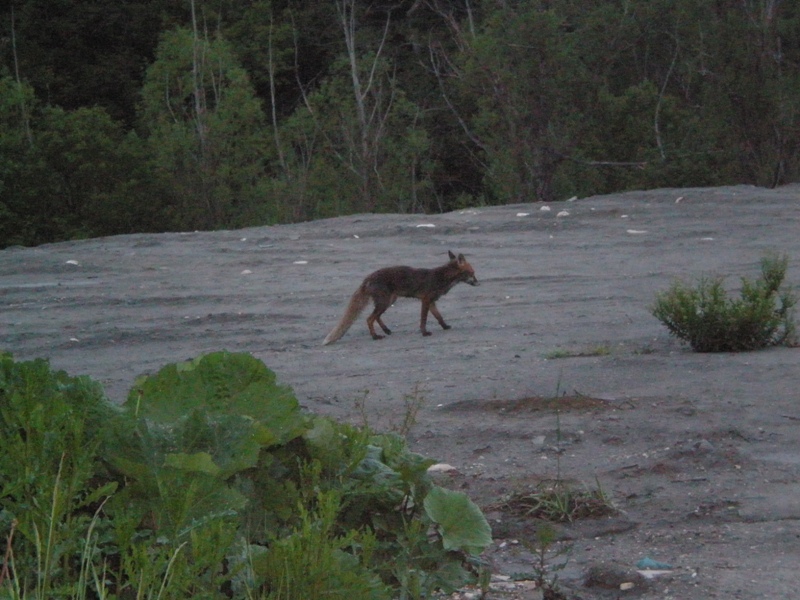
[322,251,479,345]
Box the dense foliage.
[2,0,799,246]
[651,253,797,352]
[0,351,492,598]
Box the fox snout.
[466,275,479,286]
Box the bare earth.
[2,185,799,599]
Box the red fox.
[322,251,479,345]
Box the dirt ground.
[2,185,800,598]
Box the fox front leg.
[420,300,449,336]
[428,302,450,331]
[419,301,431,336]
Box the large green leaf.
[126,351,309,446]
[164,452,221,476]
[423,486,492,556]
[108,353,312,540]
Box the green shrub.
[0,351,492,599]
[0,352,118,598]
[651,253,797,352]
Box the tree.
[3,0,174,126]
[321,0,432,213]
[0,78,161,248]
[139,23,270,230]
[449,5,591,202]
[264,1,434,220]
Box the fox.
[322,251,479,345]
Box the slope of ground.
[2,185,799,598]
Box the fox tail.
[322,286,370,345]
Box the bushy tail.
[322,286,370,345]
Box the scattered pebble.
[693,439,715,454]
[638,569,675,579]
[427,463,457,473]
[636,557,673,570]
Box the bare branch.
[555,152,648,168]
[267,9,287,173]
[654,33,679,161]
[428,43,486,155]
[363,10,392,101]
[10,5,33,147]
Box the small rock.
[427,463,458,473]
[635,557,673,570]
[693,439,715,454]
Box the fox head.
[448,250,479,286]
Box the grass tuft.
[503,479,615,523]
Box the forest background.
[1,0,798,248]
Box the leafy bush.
[0,351,492,599]
[0,352,118,598]
[651,253,797,352]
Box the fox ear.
[457,253,466,263]
[448,250,456,260]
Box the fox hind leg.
[366,291,394,339]
[374,293,397,335]
[375,316,392,335]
